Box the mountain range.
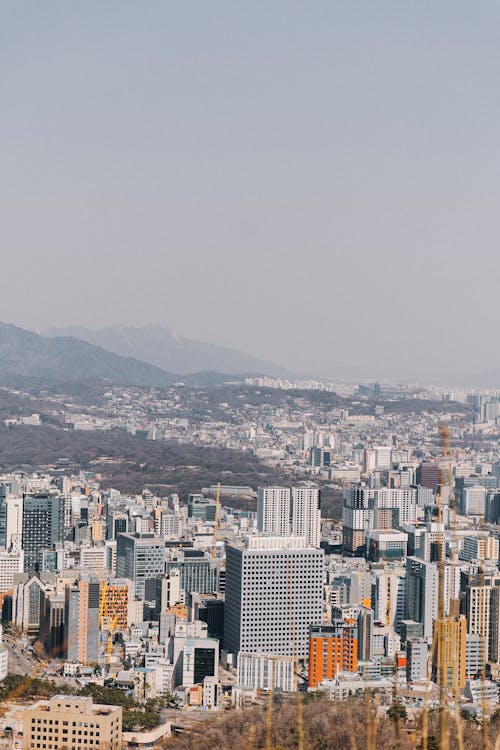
[44,324,288,378]
[0,322,286,389]
[0,322,179,387]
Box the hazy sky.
[2,1,500,379]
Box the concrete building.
[181,637,219,688]
[224,536,323,659]
[22,495,64,573]
[367,530,408,562]
[461,535,499,562]
[0,547,24,591]
[116,533,165,599]
[22,696,122,750]
[431,615,467,691]
[405,557,438,640]
[79,545,108,573]
[463,486,487,516]
[291,486,321,548]
[257,488,291,536]
[64,576,100,665]
[466,634,485,679]
[308,621,358,688]
[237,652,295,692]
[406,638,428,683]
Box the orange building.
[308,621,358,688]
[100,579,135,631]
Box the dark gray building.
[22,495,65,573]
[116,533,165,598]
[64,575,100,665]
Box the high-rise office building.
[416,462,441,491]
[188,495,217,522]
[405,557,438,639]
[342,486,375,555]
[462,486,487,516]
[181,637,219,687]
[116,533,165,598]
[224,535,323,659]
[406,638,428,683]
[22,495,64,572]
[165,553,219,596]
[64,575,100,665]
[106,512,128,540]
[0,488,23,552]
[6,495,23,551]
[39,590,65,658]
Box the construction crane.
[107,614,118,665]
[99,581,119,666]
[212,482,220,559]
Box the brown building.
[431,614,467,692]
[22,696,122,750]
[99,579,135,631]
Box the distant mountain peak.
[43,324,289,377]
[0,321,178,387]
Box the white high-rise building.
[224,535,323,659]
[374,488,417,525]
[291,487,321,548]
[257,488,291,535]
[463,486,487,516]
[237,652,295,692]
[5,496,23,552]
[0,548,24,592]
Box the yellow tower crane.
[107,615,118,665]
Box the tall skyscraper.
[64,575,100,665]
[0,484,21,549]
[405,557,438,639]
[257,488,291,535]
[6,496,23,551]
[116,533,165,598]
[342,486,375,555]
[291,487,321,548]
[224,535,323,659]
[22,495,64,572]
[431,613,466,692]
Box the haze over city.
[3,5,500,749]
[2,1,500,381]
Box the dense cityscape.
[0,376,497,748]
[4,3,500,749]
